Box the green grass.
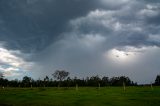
[0,86,160,106]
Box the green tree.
[52,70,69,87]
[53,70,70,81]
[155,75,160,85]
[44,76,49,87]
[22,76,31,87]
[0,72,4,79]
[0,72,4,87]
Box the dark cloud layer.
[0,0,99,53]
[0,0,160,83]
[1,0,160,52]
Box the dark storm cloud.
[0,0,160,83]
[1,0,159,53]
[0,0,100,53]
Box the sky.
[0,0,160,84]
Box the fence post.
[123,82,126,91]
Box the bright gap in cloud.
[0,46,33,78]
[104,46,160,65]
[105,48,136,63]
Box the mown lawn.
[0,86,160,106]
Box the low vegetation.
[0,70,160,105]
[0,70,138,88]
[0,87,160,106]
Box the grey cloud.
[1,0,160,53]
[0,0,99,53]
[0,0,160,83]
[30,0,160,83]
[68,2,160,48]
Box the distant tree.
[155,75,160,85]
[66,77,72,87]
[44,76,49,87]
[22,76,31,87]
[44,76,49,82]
[102,76,109,86]
[52,70,69,87]
[53,70,70,81]
[0,72,4,79]
[0,72,4,87]
[88,75,101,86]
[109,76,132,86]
[119,76,131,86]
[9,79,19,87]
[0,71,137,87]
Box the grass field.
[0,86,160,106]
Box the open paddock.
[0,86,160,106]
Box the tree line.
[0,70,160,87]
